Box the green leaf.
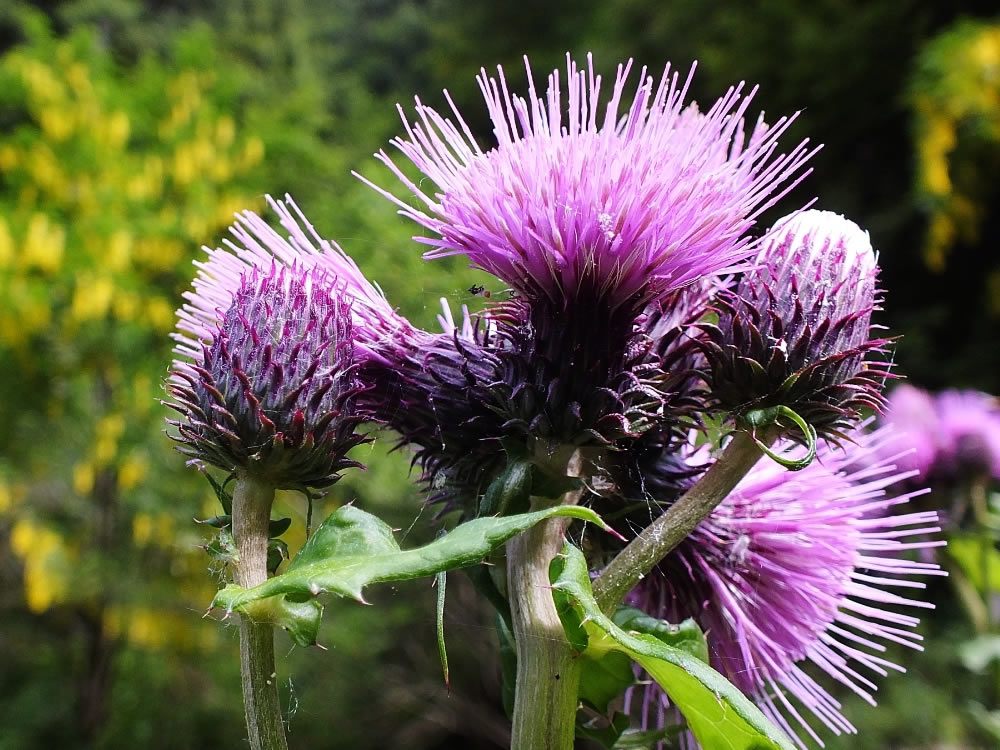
[267,538,289,575]
[948,534,1000,592]
[203,470,233,515]
[613,608,710,665]
[268,517,292,538]
[552,545,796,750]
[497,614,517,718]
[576,711,631,748]
[612,726,683,748]
[959,635,1000,673]
[195,514,232,529]
[479,458,533,517]
[239,596,324,648]
[436,569,449,690]
[578,649,635,713]
[213,504,612,646]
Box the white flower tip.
[773,208,876,277]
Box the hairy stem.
[507,449,583,750]
[232,474,288,750]
[592,430,772,614]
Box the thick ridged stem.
[592,430,772,614]
[507,449,584,750]
[232,474,288,750]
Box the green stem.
[506,449,583,750]
[592,430,772,614]
[232,474,288,750]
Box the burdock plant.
[165,54,941,750]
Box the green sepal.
[552,544,796,750]
[212,504,613,646]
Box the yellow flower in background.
[913,20,1000,270]
[72,461,95,496]
[11,519,71,613]
[70,273,115,322]
[21,212,64,273]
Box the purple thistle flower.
[625,426,943,748]
[878,385,1000,484]
[361,54,815,311]
[359,55,815,447]
[167,263,367,489]
[699,209,892,438]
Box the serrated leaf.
[239,596,324,647]
[552,545,796,750]
[213,504,613,646]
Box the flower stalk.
[592,430,773,614]
[231,474,288,750]
[507,449,584,750]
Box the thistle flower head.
[626,426,942,748]
[168,203,374,489]
[175,194,401,369]
[879,385,1000,483]
[700,209,891,437]
[357,300,508,509]
[363,53,815,312]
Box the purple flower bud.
[700,209,892,436]
[625,426,942,748]
[176,194,402,371]
[362,54,815,313]
[168,262,366,489]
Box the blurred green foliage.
[0,0,997,748]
